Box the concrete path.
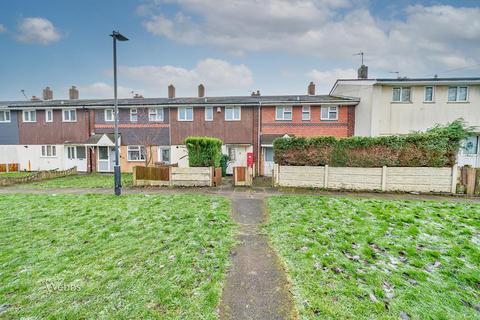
[219,196,297,320]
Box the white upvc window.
[462,136,479,155]
[67,146,76,159]
[320,105,338,120]
[149,107,164,121]
[225,106,241,121]
[127,146,146,161]
[45,109,53,122]
[62,109,77,122]
[130,108,138,122]
[158,146,171,164]
[41,145,57,157]
[105,109,115,122]
[178,107,193,121]
[275,106,292,120]
[448,86,468,102]
[392,87,411,102]
[424,86,434,102]
[205,107,213,121]
[23,110,36,122]
[302,105,311,121]
[0,110,11,123]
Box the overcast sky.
[0,0,479,100]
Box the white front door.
[65,146,87,172]
[263,147,274,176]
[98,146,111,172]
[457,136,480,168]
[226,146,248,175]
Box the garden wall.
[171,167,212,187]
[273,165,457,193]
[0,167,77,186]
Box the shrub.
[273,120,475,167]
[185,136,223,167]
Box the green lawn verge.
[266,196,480,319]
[11,173,133,189]
[0,172,32,177]
[0,193,236,319]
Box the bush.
[273,120,475,167]
[185,136,223,167]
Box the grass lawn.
[266,196,480,319]
[0,172,32,177]
[0,193,236,319]
[11,173,133,189]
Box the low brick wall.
[0,167,77,186]
[273,165,457,194]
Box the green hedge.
[185,136,223,167]
[273,120,474,167]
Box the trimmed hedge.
[185,136,223,167]
[273,120,474,167]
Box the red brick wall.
[261,105,354,137]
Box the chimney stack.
[42,87,53,100]
[251,90,261,97]
[357,64,368,79]
[308,82,315,95]
[31,95,40,101]
[198,84,205,97]
[133,93,144,99]
[168,84,175,98]
[69,86,79,100]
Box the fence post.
[451,164,458,194]
[132,166,137,186]
[381,166,387,191]
[324,165,329,188]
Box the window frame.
[130,108,138,122]
[275,106,293,121]
[320,105,339,121]
[62,108,77,122]
[104,109,115,122]
[462,136,479,155]
[148,107,164,122]
[67,146,76,159]
[22,110,36,123]
[392,87,411,103]
[45,109,53,122]
[302,105,311,121]
[205,107,213,121]
[448,86,469,102]
[127,145,146,162]
[424,86,435,103]
[225,106,241,121]
[0,110,11,123]
[178,107,194,121]
[41,145,57,158]
[158,146,171,164]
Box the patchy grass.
[0,193,236,319]
[0,172,32,177]
[266,196,480,319]
[11,173,133,189]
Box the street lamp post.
[110,31,128,196]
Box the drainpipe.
[257,101,261,176]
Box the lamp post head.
[110,31,128,41]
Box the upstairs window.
[127,146,146,161]
[302,106,311,121]
[62,109,77,122]
[320,106,338,120]
[105,109,115,122]
[41,145,56,157]
[149,107,164,121]
[45,109,53,122]
[205,107,213,121]
[392,87,411,102]
[178,107,193,121]
[225,106,241,121]
[23,110,36,122]
[130,108,138,122]
[448,86,468,102]
[0,110,11,123]
[424,86,434,102]
[275,106,292,120]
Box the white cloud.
[307,68,357,91]
[141,1,480,76]
[118,58,254,96]
[0,24,6,33]
[17,17,61,45]
[78,82,140,99]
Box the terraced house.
[0,83,359,175]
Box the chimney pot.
[308,82,315,95]
[42,86,53,100]
[133,93,144,99]
[357,65,368,79]
[31,95,40,101]
[168,84,175,98]
[198,84,205,97]
[69,86,79,100]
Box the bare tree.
[131,128,164,167]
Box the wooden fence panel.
[135,166,170,181]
